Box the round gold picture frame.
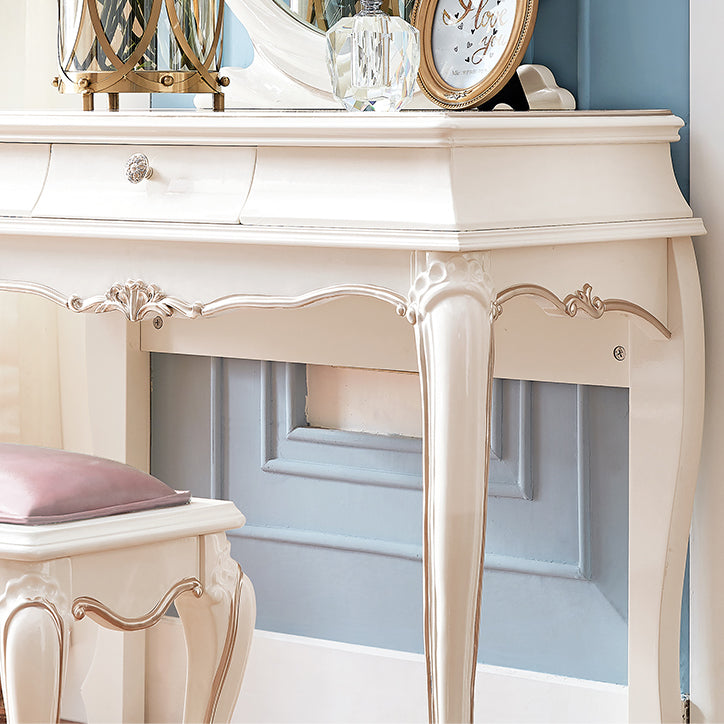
[411,0,538,109]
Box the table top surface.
[0,109,684,148]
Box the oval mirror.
[272,0,414,32]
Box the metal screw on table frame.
[153,316,164,329]
[613,345,627,361]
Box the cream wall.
[0,0,149,111]
[306,366,421,437]
[0,294,62,446]
[0,3,68,446]
[0,1,149,452]
[0,0,77,111]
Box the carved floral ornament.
[405,254,495,323]
[69,281,202,322]
[0,276,670,338]
[491,282,671,339]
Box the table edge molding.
[0,217,706,252]
[0,111,686,148]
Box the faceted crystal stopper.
[326,5,420,112]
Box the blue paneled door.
[151,355,630,684]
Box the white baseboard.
[146,618,627,723]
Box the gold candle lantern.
[54,0,229,111]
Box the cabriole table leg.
[627,238,704,723]
[410,251,495,724]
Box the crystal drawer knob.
[125,154,153,184]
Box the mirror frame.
[412,0,537,109]
[225,0,331,91]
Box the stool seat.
[0,497,244,561]
[0,449,255,724]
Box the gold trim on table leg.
[415,329,435,722]
[2,600,65,723]
[468,329,495,717]
[72,577,203,630]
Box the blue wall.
[527,0,689,196]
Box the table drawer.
[33,144,256,223]
[0,143,50,216]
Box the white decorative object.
[0,110,704,724]
[0,499,255,724]
[517,64,575,110]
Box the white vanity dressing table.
[0,109,705,724]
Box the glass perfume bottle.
[326,0,420,112]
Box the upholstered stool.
[0,444,255,724]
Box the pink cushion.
[0,444,190,525]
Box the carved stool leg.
[628,238,704,722]
[0,567,70,724]
[0,601,66,723]
[410,252,495,724]
[176,533,256,723]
